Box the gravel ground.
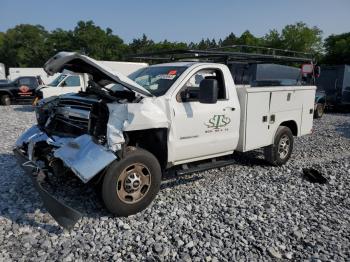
[0,105,349,261]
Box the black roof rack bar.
[128,48,314,64]
[207,45,312,58]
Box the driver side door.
[169,68,239,164]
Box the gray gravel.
[0,105,350,261]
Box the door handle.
[223,107,235,111]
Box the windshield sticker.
[168,70,177,75]
[157,74,176,80]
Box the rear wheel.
[314,103,324,118]
[264,126,294,166]
[0,95,11,106]
[102,148,161,216]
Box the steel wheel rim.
[117,163,151,204]
[278,134,290,159]
[318,106,323,115]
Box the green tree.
[129,34,155,54]
[323,32,350,65]
[280,22,322,53]
[237,30,261,46]
[0,24,49,67]
[263,29,283,49]
[72,20,126,60]
[46,28,75,55]
[221,33,237,46]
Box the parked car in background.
[35,72,90,102]
[8,67,57,83]
[316,65,350,110]
[229,63,301,85]
[0,76,43,105]
[34,56,148,101]
[314,89,326,118]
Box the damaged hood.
[43,52,152,97]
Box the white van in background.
[8,67,58,83]
[0,63,6,80]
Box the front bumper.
[13,148,82,229]
[13,125,118,229]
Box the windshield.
[48,74,67,87]
[128,66,187,96]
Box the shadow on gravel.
[0,154,64,233]
[233,150,270,167]
[0,153,110,233]
[0,148,273,232]
[13,105,34,112]
[335,122,350,139]
[161,172,204,190]
[1,152,209,232]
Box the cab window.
[18,78,32,86]
[177,69,226,102]
[62,76,81,87]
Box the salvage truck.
[13,49,317,229]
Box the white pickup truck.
[14,51,316,228]
[36,61,148,100]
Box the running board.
[176,159,236,176]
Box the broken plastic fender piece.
[31,170,82,230]
[302,168,328,184]
[54,135,117,183]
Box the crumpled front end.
[13,95,119,229]
[14,125,117,183]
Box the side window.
[62,76,81,87]
[177,69,226,102]
[18,78,32,86]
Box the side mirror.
[301,64,314,75]
[60,81,66,87]
[180,90,190,102]
[199,79,218,104]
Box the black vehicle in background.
[0,76,43,105]
[316,65,350,110]
[229,63,301,86]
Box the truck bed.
[236,85,316,152]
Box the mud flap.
[31,170,82,230]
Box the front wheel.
[314,103,324,118]
[102,148,161,216]
[264,126,294,166]
[0,95,11,106]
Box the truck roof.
[149,61,200,68]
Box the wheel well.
[124,128,168,170]
[0,91,11,97]
[280,120,298,136]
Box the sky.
[0,0,349,43]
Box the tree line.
[0,20,349,68]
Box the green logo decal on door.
[205,114,231,129]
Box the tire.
[314,103,324,118]
[264,126,294,166]
[0,95,11,106]
[102,148,161,216]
